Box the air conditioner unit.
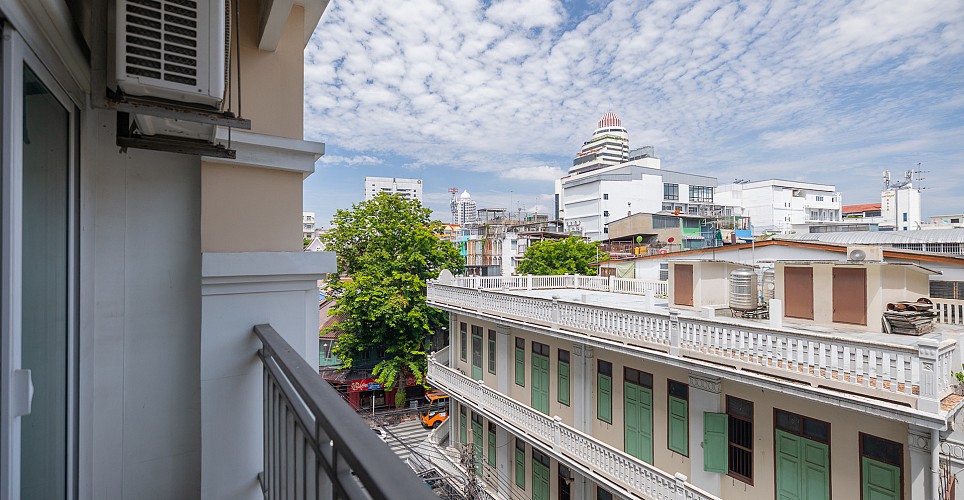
[115,0,227,107]
[847,245,883,262]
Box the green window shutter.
[471,333,483,380]
[515,448,525,489]
[597,374,612,423]
[459,413,467,444]
[532,354,549,414]
[472,421,483,475]
[862,458,900,500]
[668,396,688,455]
[460,331,467,361]
[557,360,570,405]
[488,428,496,467]
[515,347,525,386]
[487,333,496,374]
[703,412,728,473]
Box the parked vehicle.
[419,391,449,428]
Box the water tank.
[729,268,759,311]
[762,268,776,302]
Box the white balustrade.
[932,298,964,325]
[427,359,719,500]
[428,281,957,410]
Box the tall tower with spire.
[569,112,630,175]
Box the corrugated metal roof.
[787,229,964,245]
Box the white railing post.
[477,289,483,313]
[551,296,560,329]
[553,416,562,449]
[917,339,941,413]
[645,289,655,311]
[570,274,578,289]
[669,310,680,356]
[527,274,533,291]
[674,472,688,500]
[608,275,615,293]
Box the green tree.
[516,236,605,276]
[321,193,463,407]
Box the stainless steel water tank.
[762,267,776,302]
[729,268,759,311]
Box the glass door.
[1,26,78,500]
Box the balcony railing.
[428,280,958,412]
[427,358,719,500]
[255,324,436,500]
[452,274,668,297]
[933,298,964,326]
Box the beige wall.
[589,349,693,478]
[453,316,914,500]
[721,382,909,500]
[200,163,303,252]
[670,261,750,311]
[775,263,930,332]
[227,0,306,140]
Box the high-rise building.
[364,176,423,202]
[880,170,923,231]
[457,190,478,225]
[570,112,630,176]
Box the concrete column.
[907,425,933,500]
[572,343,594,435]
[496,324,510,393]
[200,251,334,500]
[687,372,722,497]
[570,469,590,500]
[496,425,511,500]
[449,313,459,367]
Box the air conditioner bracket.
[106,92,251,130]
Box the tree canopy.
[515,236,604,276]
[320,193,463,405]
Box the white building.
[457,190,478,226]
[714,180,841,236]
[556,113,723,242]
[428,261,962,500]
[364,176,423,202]
[570,112,630,175]
[303,211,316,237]
[557,162,720,242]
[881,177,922,231]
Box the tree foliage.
[515,236,604,276]
[321,194,463,404]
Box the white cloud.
[303,0,964,219]
[500,165,566,181]
[317,155,384,166]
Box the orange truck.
[419,391,449,428]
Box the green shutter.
[776,430,830,500]
[515,347,525,386]
[515,447,525,489]
[459,411,467,444]
[472,421,483,475]
[532,459,550,500]
[488,335,496,374]
[532,353,549,414]
[488,427,496,466]
[471,333,483,380]
[597,374,612,423]
[624,383,653,464]
[862,457,900,500]
[460,331,467,361]
[776,431,803,500]
[557,360,570,405]
[704,412,728,473]
[668,396,688,455]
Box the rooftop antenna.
[882,170,891,190]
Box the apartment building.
[715,180,842,235]
[364,176,423,202]
[0,1,433,499]
[426,264,963,500]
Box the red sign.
[348,373,418,392]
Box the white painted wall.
[85,110,202,498]
[717,181,840,235]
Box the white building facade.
[303,211,316,237]
[457,190,478,226]
[364,176,423,202]
[715,180,842,236]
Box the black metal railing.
[255,324,437,500]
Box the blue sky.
[302,0,964,227]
